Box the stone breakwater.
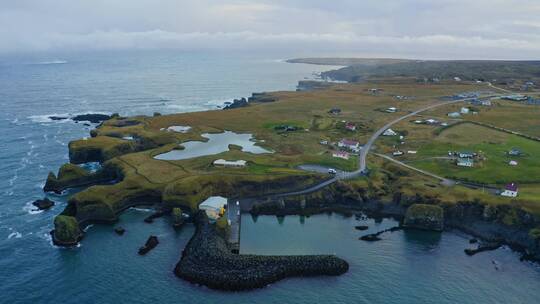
[174,212,349,291]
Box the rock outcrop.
[52,215,82,246]
[72,114,111,123]
[174,212,349,291]
[172,207,184,228]
[32,198,55,210]
[44,163,118,193]
[139,236,159,255]
[403,204,444,231]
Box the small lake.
[154,131,271,160]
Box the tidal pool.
[154,131,271,160]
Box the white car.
[328,168,337,174]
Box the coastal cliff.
[174,212,349,291]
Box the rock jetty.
[174,212,349,291]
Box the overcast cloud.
[1,0,540,59]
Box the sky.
[2,0,540,59]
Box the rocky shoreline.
[248,184,540,262]
[174,212,349,291]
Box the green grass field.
[410,123,540,184]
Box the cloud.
[1,0,540,59]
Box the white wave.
[131,207,154,213]
[28,113,71,124]
[34,60,68,65]
[83,224,94,232]
[23,201,44,215]
[8,232,22,239]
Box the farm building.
[447,112,461,118]
[213,159,247,168]
[345,122,357,131]
[199,196,228,220]
[501,183,519,198]
[458,151,475,158]
[386,107,397,113]
[457,157,474,167]
[383,128,397,136]
[508,148,522,156]
[332,150,350,160]
[509,160,518,166]
[460,107,470,114]
[328,108,341,115]
[338,139,361,152]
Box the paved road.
[356,96,483,174]
[270,93,503,199]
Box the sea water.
[0,50,538,304]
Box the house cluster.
[413,118,441,125]
[453,92,480,100]
[507,148,523,166]
[368,88,383,95]
[330,138,362,160]
[469,98,492,107]
[394,95,412,100]
[450,151,477,167]
[502,95,528,102]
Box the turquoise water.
[0,51,538,303]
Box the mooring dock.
[227,200,241,254]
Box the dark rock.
[223,98,248,110]
[355,225,369,231]
[469,238,478,244]
[49,116,69,121]
[138,236,159,255]
[464,243,502,256]
[359,234,381,242]
[248,92,277,103]
[72,114,111,123]
[32,198,55,210]
[172,207,184,228]
[174,212,348,291]
[114,227,125,235]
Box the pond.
[154,131,271,160]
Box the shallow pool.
[154,131,271,160]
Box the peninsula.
[44,60,540,290]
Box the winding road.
[268,95,490,198]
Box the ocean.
[0,50,538,304]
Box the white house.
[460,107,470,114]
[392,151,404,156]
[509,160,518,166]
[332,151,350,160]
[447,112,461,118]
[338,139,361,152]
[386,107,397,113]
[501,183,518,198]
[383,128,397,136]
[407,150,417,154]
[213,159,247,168]
[199,196,228,220]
